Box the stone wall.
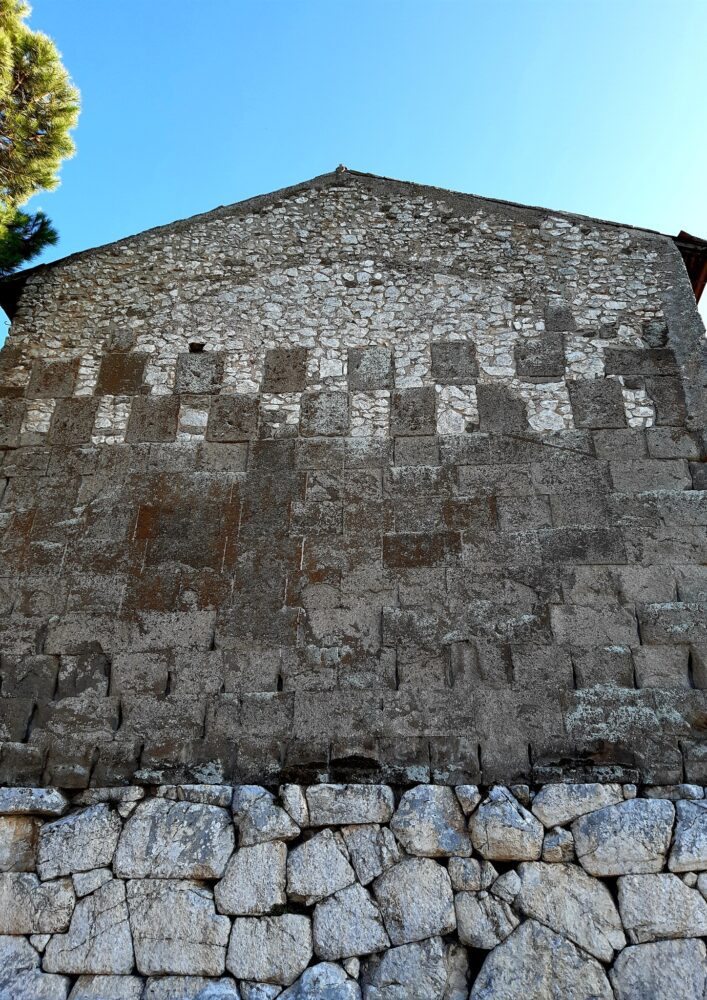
[1,780,706,998]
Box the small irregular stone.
[68,975,144,999]
[144,977,242,999]
[515,862,625,961]
[541,826,575,863]
[531,782,623,827]
[38,805,122,880]
[448,857,496,892]
[44,879,134,975]
[572,798,674,876]
[469,787,543,861]
[241,985,282,1000]
[0,934,70,1000]
[372,858,456,945]
[232,786,300,847]
[313,882,389,960]
[454,785,481,816]
[489,870,520,903]
[306,784,394,826]
[0,815,40,872]
[361,936,469,1000]
[0,787,67,816]
[0,871,75,933]
[72,868,113,898]
[470,919,613,1000]
[668,799,707,872]
[609,939,707,1000]
[390,785,472,857]
[287,828,355,904]
[617,873,707,942]
[341,824,401,885]
[114,798,234,879]
[280,962,361,1000]
[280,785,309,827]
[644,784,704,801]
[226,914,312,986]
[158,784,234,807]
[455,891,519,949]
[215,841,286,915]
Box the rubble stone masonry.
[0,169,705,995]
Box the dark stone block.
[0,398,24,446]
[300,391,350,436]
[382,531,460,568]
[604,347,678,377]
[262,347,308,392]
[295,437,345,470]
[125,395,179,442]
[27,359,78,398]
[572,646,635,688]
[539,526,626,564]
[1,654,59,699]
[551,604,639,646]
[174,352,224,394]
[644,377,686,426]
[394,435,439,466]
[646,427,704,460]
[477,384,528,433]
[348,346,393,390]
[344,436,393,468]
[690,462,707,490]
[248,438,295,471]
[637,602,707,645]
[206,394,259,441]
[609,458,691,492]
[514,332,564,379]
[593,428,646,460]
[568,378,626,428]
[430,341,478,383]
[390,388,436,436]
[48,398,98,445]
[642,320,668,348]
[545,301,576,332]
[95,353,148,395]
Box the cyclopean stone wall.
[1,780,707,999]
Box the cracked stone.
[531,782,624,827]
[232,787,300,847]
[609,939,707,1000]
[72,868,113,898]
[0,815,40,872]
[0,935,70,1000]
[361,936,469,1000]
[215,841,287,915]
[448,858,496,892]
[454,785,482,816]
[38,805,122,880]
[341,825,401,886]
[313,882,389,960]
[572,798,674,876]
[469,787,544,861]
[0,872,75,933]
[68,975,144,999]
[372,858,456,946]
[226,914,312,987]
[44,879,134,975]
[617,873,707,942]
[280,785,309,828]
[668,799,707,872]
[390,785,472,858]
[455,891,519,949]
[287,829,355,904]
[306,785,394,826]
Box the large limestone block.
[115,799,234,879]
[668,799,707,872]
[38,804,122,880]
[372,858,455,945]
[0,787,67,816]
[390,785,472,858]
[0,814,40,871]
[470,919,613,1000]
[287,828,355,904]
[341,824,401,885]
[226,914,312,986]
[361,936,469,1000]
[469,787,543,861]
[144,977,241,999]
[572,798,674,876]
[306,785,394,826]
[68,976,144,999]
[0,871,75,933]
[617,873,707,942]
[215,841,286,915]
[128,879,231,976]
[531,782,624,827]
[280,962,361,999]
[232,787,300,847]
[43,879,134,975]
[455,891,519,949]
[609,939,707,1000]
[515,862,625,961]
[313,882,389,959]
[0,935,70,1000]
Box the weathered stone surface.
[306,785,394,826]
[232,787,300,847]
[280,785,309,827]
[469,919,613,1000]
[240,986,281,1000]
[668,799,707,872]
[572,798,675,875]
[455,891,519,949]
[313,882,389,960]
[226,915,312,986]
[454,785,482,816]
[541,826,575,863]
[0,935,70,1000]
[617,873,707,942]
[469,787,544,861]
[341,824,401,885]
[73,868,113,898]
[390,785,472,857]
[43,880,134,975]
[448,857,494,892]
[128,879,230,976]
[68,977,144,1000]
[114,799,234,878]
[38,804,122,880]
[372,858,455,945]
[361,936,468,1000]
[531,782,624,827]
[144,977,241,999]
[0,787,67,816]
[0,871,75,933]
[287,828,355,904]
[515,862,625,961]
[0,814,40,871]
[489,870,520,904]
[609,939,707,1000]
[280,963,360,1000]
[215,841,286,915]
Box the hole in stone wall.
[189,343,205,353]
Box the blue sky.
[3,0,707,342]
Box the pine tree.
[0,1,79,276]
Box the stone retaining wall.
[1,780,706,998]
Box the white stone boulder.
[469,919,613,999]
[306,785,394,826]
[361,936,469,1000]
[215,841,286,915]
[609,939,707,1000]
[390,785,472,857]
[232,787,300,847]
[68,975,144,999]
[44,879,134,975]
[668,799,707,872]
[0,871,74,933]
[226,914,312,986]
[38,805,122,880]
[617,873,707,942]
[372,858,455,945]
[531,782,623,827]
[455,891,519,949]
[0,787,67,816]
[0,935,70,1000]
[0,815,40,872]
[515,862,625,961]
[128,879,230,976]
[279,785,309,827]
[341,824,401,885]
[144,977,241,999]
[280,962,361,999]
[572,798,674,876]
[469,787,543,861]
[313,882,389,959]
[287,829,355,904]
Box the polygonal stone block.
[604,347,678,377]
[262,347,308,392]
[96,353,148,394]
[568,378,626,428]
[430,341,478,383]
[514,332,564,379]
[348,347,393,390]
[125,395,179,442]
[477,384,528,433]
[390,388,435,436]
[175,352,224,394]
[206,395,259,441]
[0,397,24,446]
[27,359,78,398]
[48,398,99,445]
[299,392,349,437]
